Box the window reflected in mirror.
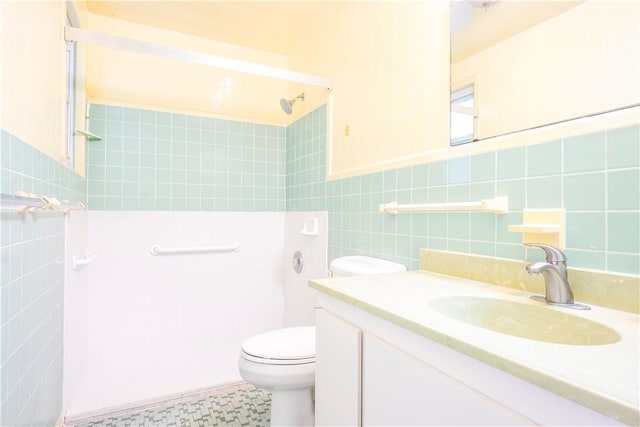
[450,1,638,144]
[450,84,475,146]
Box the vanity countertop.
[309,270,640,425]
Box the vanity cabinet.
[315,308,362,426]
[362,333,532,426]
[315,296,625,427]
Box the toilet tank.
[329,256,407,277]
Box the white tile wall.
[66,211,286,416]
[283,211,328,326]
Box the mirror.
[450,0,639,144]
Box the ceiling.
[85,1,340,56]
[451,1,582,62]
[84,1,583,124]
[87,1,583,61]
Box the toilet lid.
[242,326,315,362]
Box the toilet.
[238,256,406,426]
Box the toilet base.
[269,387,314,427]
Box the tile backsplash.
[287,108,639,275]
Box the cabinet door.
[315,308,362,427]
[362,334,534,426]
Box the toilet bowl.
[238,326,316,427]
[238,256,406,426]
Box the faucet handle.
[524,243,566,264]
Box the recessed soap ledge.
[419,249,640,314]
[299,217,319,236]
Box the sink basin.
[429,296,621,345]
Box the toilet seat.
[241,326,315,365]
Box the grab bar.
[150,243,240,256]
[379,196,508,215]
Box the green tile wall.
[0,130,86,426]
[3,98,635,426]
[84,101,640,275]
[286,107,640,275]
[86,104,286,211]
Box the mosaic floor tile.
[66,383,270,427]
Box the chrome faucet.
[524,243,589,310]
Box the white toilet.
[238,256,406,426]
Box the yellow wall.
[76,0,638,180]
[289,1,450,179]
[451,0,640,141]
[1,0,67,165]
[0,0,88,176]
[82,3,451,179]
[85,13,291,126]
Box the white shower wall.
[67,211,286,416]
[283,211,328,327]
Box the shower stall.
[61,23,332,419]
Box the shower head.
[280,92,305,115]
[469,1,498,10]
